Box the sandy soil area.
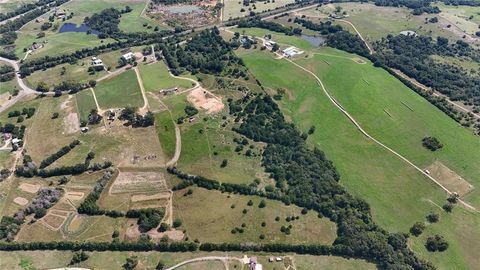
[131,192,170,202]
[13,197,28,206]
[65,191,84,200]
[187,88,224,114]
[19,183,40,193]
[425,161,474,196]
[110,171,168,194]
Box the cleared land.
[94,70,144,109]
[75,89,98,122]
[173,187,337,244]
[238,45,480,269]
[295,255,376,270]
[109,171,168,194]
[138,61,193,92]
[155,111,176,159]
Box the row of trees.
[0,0,61,22]
[39,139,81,169]
[77,171,114,215]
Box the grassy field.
[0,0,34,13]
[295,255,376,270]
[223,0,295,21]
[0,77,19,95]
[24,60,107,90]
[138,61,194,92]
[435,3,480,35]
[238,46,480,269]
[94,70,144,109]
[173,187,337,244]
[296,3,471,43]
[295,47,480,208]
[155,111,176,159]
[75,89,98,122]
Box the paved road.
[0,56,37,113]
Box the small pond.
[59,23,100,35]
[164,5,201,14]
[301,35,326,47]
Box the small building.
[55,8,66,18]
[92,58,104,67]
[80,127,89,133]
[400,30,417,37]
[249,257,262,270]
[31,42,42,50]
[160,87,178,95]
[268,257,274,262]
[11,138,22,147]
[106,110,115,121]
[282,46,304,58]
[275,257,282,262]
[121,52,135,61]
[265,40,276,48]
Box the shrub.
[422,137,443,151]
[173,218,182,228]
[425,234,449,252]
[258,200,266,208]
[426,212,439,223]
[409,222,426,236]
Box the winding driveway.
[0,56,37,113]
[166,256,243,270]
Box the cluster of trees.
[0,31,17,46]
[84,8,122,37]
[39,139,81,169]
[161,27,247,77]
[7,107,36,119]
[425,235,449,252]
[373,0,440,14]
[88,109,102,125]
[293,18,370,57]
[422,136,443,151]
[374,35,480,109]
[119,107,155,127]
[0,65,15,82]
[127,208,165,232]
[0,187,62,241]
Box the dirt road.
[133,67,150,114]
[165,256,243,270]
[284,56,478,212]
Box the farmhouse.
[282,46,304,58]
[54,8,66,18]
[160,87,178,95]
[11,138,22,147]
[121,52,135,61]
[91,57,104,67]
[31,42,43,50]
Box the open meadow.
[94,69,144,109]
[238,43,480,269]
[138,61,194,92]
[173,187,337,244]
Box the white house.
[121,52,135,61]
[92,58,103,67]
[282,46,304,58]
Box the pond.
[301,35,326,47]
[59,23,100,35]
[164,5,201,14]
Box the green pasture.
[173,187,337,244]
[138,61,193,92]
[94,70,144,109]
[238,47,480,269]
[155,111,176,159]
[75,89,97,122]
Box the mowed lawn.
[138,61,193,92]
[155,111,176,159]
[295,47,480,208]
[94,70,144,109]
[75,89,98,122]
[239,48,480,269]
[173,187,337,244]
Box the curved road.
[166,256,243,270]
[0,56,37,113]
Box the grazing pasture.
[94,70,144,109]
[138,61,193,92]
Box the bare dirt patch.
[425,161,474,196]
[63,112,80,134]
[19,183,40,193]
[13,197,29,206]
[131,192,170,202]
[65,191,84,201]
[352,57,366,64]
[187,87,224,114]
[109,171,168,194]
[42,214,67,230]
[148,229,184,241]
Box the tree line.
[39,139,81,169]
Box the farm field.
[238,46,480,269]
[94,69,144,109]
[173,187,337,244]
[223,0,295,21]
[138,61,194,92]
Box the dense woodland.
[161,27,248,77]
[374,35,480,109]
